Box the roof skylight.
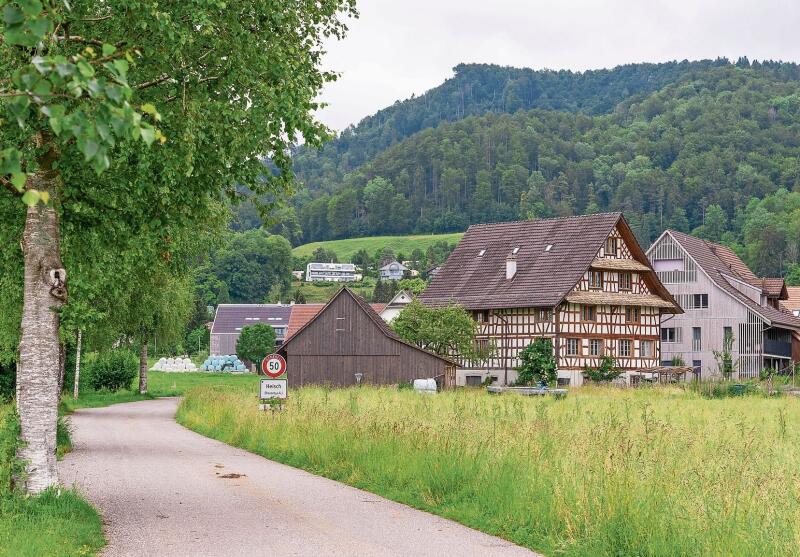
[512,247,520,254]
[545,244,553,252]
[478,249,486,256]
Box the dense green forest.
[279,61,800,280]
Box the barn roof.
[420,212,678,312]
[280,287,456,365]
[285,302,385,340]
[784,287,800,315]
[210,304,292,335]
[663,230,800,330]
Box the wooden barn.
[278,287,456,387]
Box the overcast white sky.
[317,0,800,132]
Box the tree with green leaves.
[516,338,557,386]
[582,355,622,384]
[397,278,426,295]
[236,323,277,370]
[392,300,489,363]
[1,0,356,493]
[713,330,738,380]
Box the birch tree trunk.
[16,152,66,494]
[73,330,82,399]
[139,339,148,394]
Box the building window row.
[587,270,634,291]
[661,327,682,343]
[675,293,709,310]
[580,304,642,323]
[564,338,654,358]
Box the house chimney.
[506,256,517,280]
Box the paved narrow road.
[59,398,540,557]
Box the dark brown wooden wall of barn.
[281,291,450,386]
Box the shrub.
[85,350,138,392]
[516,338,557,386]
[0,361,15,402]
[0,404,22,495]
[583,355,623,383]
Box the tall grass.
[178,385,800,556]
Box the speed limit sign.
[261,354,287,378]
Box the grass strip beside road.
[177,385,800,557]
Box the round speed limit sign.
[261,354,287,378]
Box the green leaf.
[0,148,21,174]
[2,5,24,25]
[140,126,156,146]
[141,103,158,115]
[79,138,100,161]
[19,0,43,17]
[32,78,51,97]
[11,172,27,191]
[21,190,40,207]
[102,43,117,57]
[77,61,94,78]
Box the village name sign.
[260,354,287,409]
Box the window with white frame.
[589,338,603,356]
[641,340,654,358]
[619,339,632,357]
[661,327,681,343]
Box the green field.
[62,370,259,412]
[178,385,800,557]
[292,232,463,262]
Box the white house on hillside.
[306,262,360,282]
[380,290,414,322]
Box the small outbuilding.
[278,287,455,388]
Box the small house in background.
[379,261,408,281]
[380,290,414,322]
[306,262,360,282]
[279,287,455,388]
[210,304,291,355]
[291,270,304,281]
[784,287,800,317]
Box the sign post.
[259,354,287,412]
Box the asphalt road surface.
[59,398,540,557]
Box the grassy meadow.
[178,385,800,557]
[292,232,463,261]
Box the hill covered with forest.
[281,60,800,280]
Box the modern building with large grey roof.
[647,230,800,378]
[210,304,292,356]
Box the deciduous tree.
[1,0,356,493]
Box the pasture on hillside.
[292,232,463,262]
[179,385,800,557]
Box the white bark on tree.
[73,330,82,399]
[139,340,148,394]
[16,161,65,494]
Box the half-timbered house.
[419,213,681,386]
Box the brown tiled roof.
[420,213,679,312]
[590,257,651,271]
[565,291,677,308]
[748,278,788,299]
[783,287,800,313]
[285,302,385,340]
[666,230,800,330]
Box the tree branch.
[0,178,23,196]
[134,74,172,90]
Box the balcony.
[763,338,792,358]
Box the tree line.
[289,65,800,280]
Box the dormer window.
[506,257,517,280]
